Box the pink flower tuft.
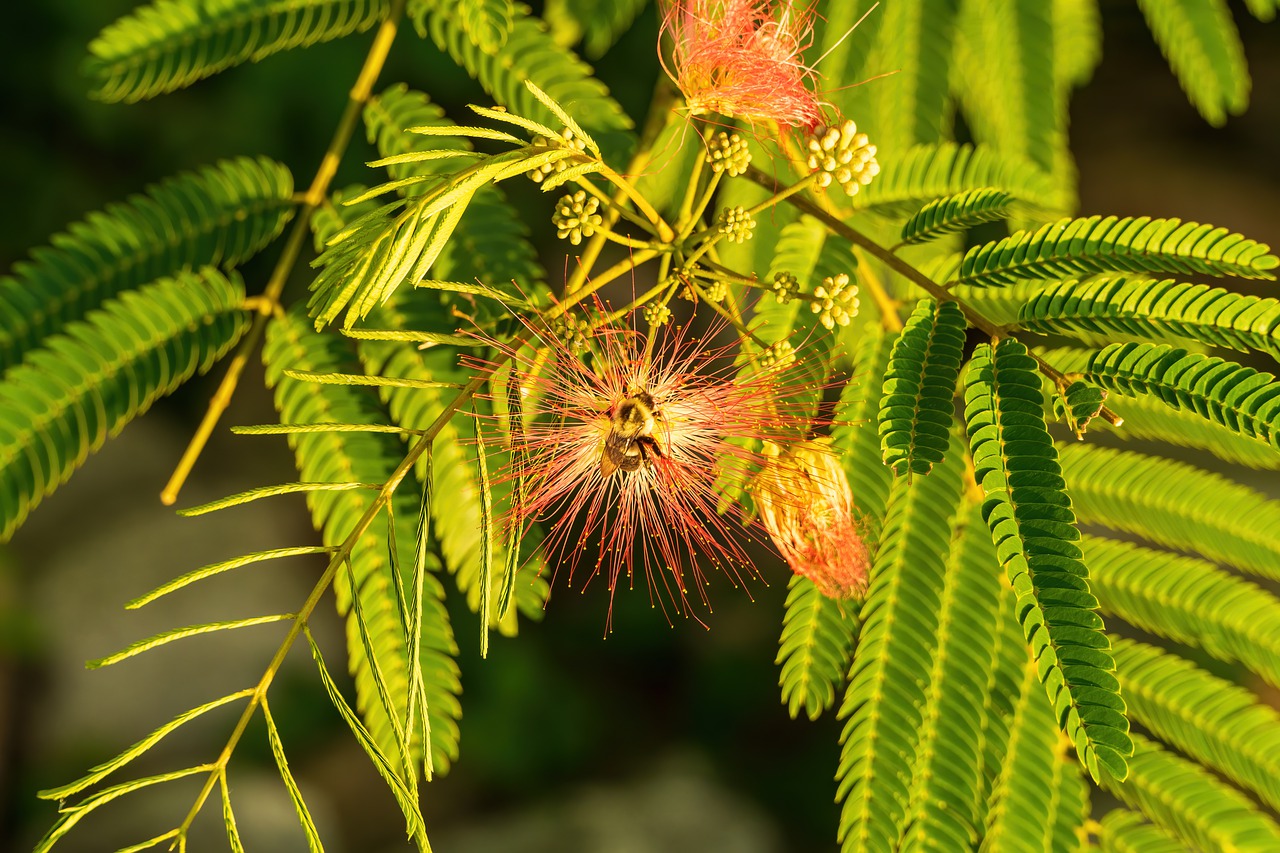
[660,0,825,130]
[477,311,816,627]
[755,440,872,600]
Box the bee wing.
[600,446,621,478]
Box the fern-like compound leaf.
[832,329,896,526]
[1017,275,1280,358]
[1086,535,1280,689]
[1112,637,1280,812]
[879,298,967,476]
[854,142,1059,217]
[1104,733,1280,851]
[84,0,388,102]
[219,771,245,853]
[1083,342,1280,451]
[1097,809,1187,853]
[1039,346,1280,469]
[1137,0,1249,126]
[776,575,858,721]
[899,188,1014,245]
[417,1,634,162]
[261,699,324,853]
[550,0,649,59]
[454,0,515,53]
[957,216,1279,287]
[0,268,248,542]
[964,338,1131,782]
[0,157,291,372]
[1060,442,1280,581]
[264,310,462,776]
[87,615,293,669]
[899,506,1018,852]
[836,444,966,853]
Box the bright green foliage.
[1112,637,1280,812]
[0,157,292,371]
[836,443,965,853]
[1083,342,1280,450]
[452,0,515,53]
[417,0,634,162]
[1104,734,1280,851]
[879,298,967,476]
[1245,0,1280,21]
[899,188,1014,245]
[1086,536,1280,689]
[776,576,857,721]
[1053,379,1107,436]
[1137,0,1249,126]
[964,338,1130,782]
[1060,442,1280,580]
[1039,346,1280,469]
[855,143,1059,217]
[263,310,462,775]
[0,268,247,542]
[957,216,1279,287]
[899,506,1017,852]
[84,0,389,102]
[832,329,896,526]
[1097,809,1187,853]
[1017,275,1280,357]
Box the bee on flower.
[660,0,825,130]
[478,306,818,627]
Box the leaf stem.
[161,0,408,505]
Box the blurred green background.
[1,2,1277,851]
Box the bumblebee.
[600,390,665,477]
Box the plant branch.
[161,0,409,505]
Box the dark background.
[1,2,1277,851]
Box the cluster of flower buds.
[527,128,589,182]
[643,302,673,326]
[810,273,858,329]
[759,339,796,370]
[806,120,880,197]
[705,131,752,176]
[552,311,590,354]
[771,271,799,304]
[716,206,756,243]
[553,191,603,246]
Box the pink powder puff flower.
[479,313,816,627]
[660,0,825,130]
[754,439,872,600]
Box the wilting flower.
[660,0,825,129]
[754,439,872,600]
[481,310,814,626]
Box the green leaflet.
[832,328,895,526]
[1037,346,1280,470]
[964,338,1131,783]
[854,143,1059,218]
[1059,442,1280,581]
[1097,809,1185,853]
[1083,342,1280,452]
[1103,733,1280,851]
[957,215,1279,287]
[546,0,648,59]
[899,505,1017,852]
[899,188,1015,245]
[0,268,248,542]
[263,310,462,776]
[1137,0,1249,126]
[417,1,634,163]
[836,437,966,853]
[776,575,858,721]
[0,156,292,371]
[85,0,389,103]
[1017,275,1280,358]
[1112,637,1280,812]
[1086,535,1280,689]
[879,298,967,476]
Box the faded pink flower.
[660,0,825,130]
[754,439,871,599]
[480,313,815,626]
